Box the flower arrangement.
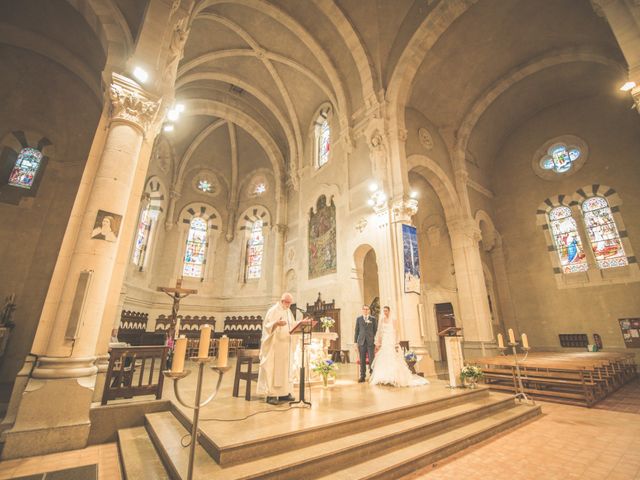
[404,350,417,362]
[460,364,483,387]
[311,358,338,386]
[320,316,335,330]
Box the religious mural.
[308,195,337,278]
[402,224,420,293]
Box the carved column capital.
[109,73,161,134]
[448,217,482,243]
[391,197,418,222]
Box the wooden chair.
[233,349,260,401]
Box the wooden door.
[435,303,456,362]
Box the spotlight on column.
[167,109,180,121]
[620,81,636,92]
[175,103,185,113]
[410,191,418,199]
[368,182,378,192]
[133,67,149,83]
[367,198,375,207]
[163,124,175,133]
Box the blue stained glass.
[582,197,627,269]
[8,147,42,189]
[540,144,580,174]
[317,120,330,167]
[183,218,208,278]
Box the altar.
[291,331,339,385]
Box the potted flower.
[320,316,335,333]
[460,364,483,388]
[404,350,418,374]
[311,358,338,387]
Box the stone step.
[317,403,542,480]
[173,386,491,466]
[145,410,219,480]
[145,392,526,480]
[117,426,170,480]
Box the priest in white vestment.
[258,292,295,405]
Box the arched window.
[183,217,208,278]
[548,206,588,273]
[314,106,331,169]
[132,205,154,269]
[581,197,627,269]
[245,219,264,280]
[8,147,43,189]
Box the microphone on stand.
[295,306,309,318]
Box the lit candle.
[198,324,212,358]
[172,336,187,373]
[521,333,529,349]
[217,335,229,367]
[497,333,504,349]
[508,328,516,344]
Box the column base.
[91,354,110,404]
[2,357,97,459]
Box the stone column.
[2,73,160,459]
[448,217,494,359]
[272,224,287,297]
[488,235,518,335]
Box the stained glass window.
[254,183,266,195]
[183,217,208,278]
[548,206,588,273]
[582,197,627,269]
[8,147,42,189]
[197,180,212,193]
[317,119,330,168]
[245,220,264,280]
[539,144,580,174]
[133,205,153,268]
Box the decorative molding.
[418,127,434,150]
[355,217,368,233]
[109,73,160,133]
[467,178,494,198]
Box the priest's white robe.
[257,302,293,397]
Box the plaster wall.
[0,46,101,382]
[492,94,640,358]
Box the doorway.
[435,303,456,362]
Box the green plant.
[320,316,335,330]
[311,358,338,376]
[460,364,483,382]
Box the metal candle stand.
[498,342,535,405]
[163,358,232,480]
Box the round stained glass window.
[533,136,587,180]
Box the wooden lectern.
[289,318,317,407]
[438,327,464,388]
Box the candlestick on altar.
[217,335,229,367]
[508,328,516,344]
[172,336,187,374]
[507,339,534,405]
[164,358,232,480]
[198,325,212,358]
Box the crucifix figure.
[157,277,197,339]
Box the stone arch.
[407,154,462,221]
[175,119,227,189]
[475,209,498,252]
[237,205,272,232]
[454,48,624,172]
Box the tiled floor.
[0,444,120,480]
[409,380,640,480]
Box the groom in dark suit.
[354,305,378,382]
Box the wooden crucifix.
[157,277,197,339]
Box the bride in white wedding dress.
[370,306,429,387]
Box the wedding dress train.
[370,320,429,387]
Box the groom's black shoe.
[266,396,279,405]
[278,393,295,401]
[358,377,365,383]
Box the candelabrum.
[164,358,232,480]
[498,342,534,405]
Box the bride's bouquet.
[320,316,335,330]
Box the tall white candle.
[497,333,504,349]
[198,324,212,358]
[508,328,516,344]
[172,336,187,373]
[218,335,229,367]
[521,333,529,349]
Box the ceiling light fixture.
[133,66,149,83]
[163,124,174,132]
[620,81,636,92]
